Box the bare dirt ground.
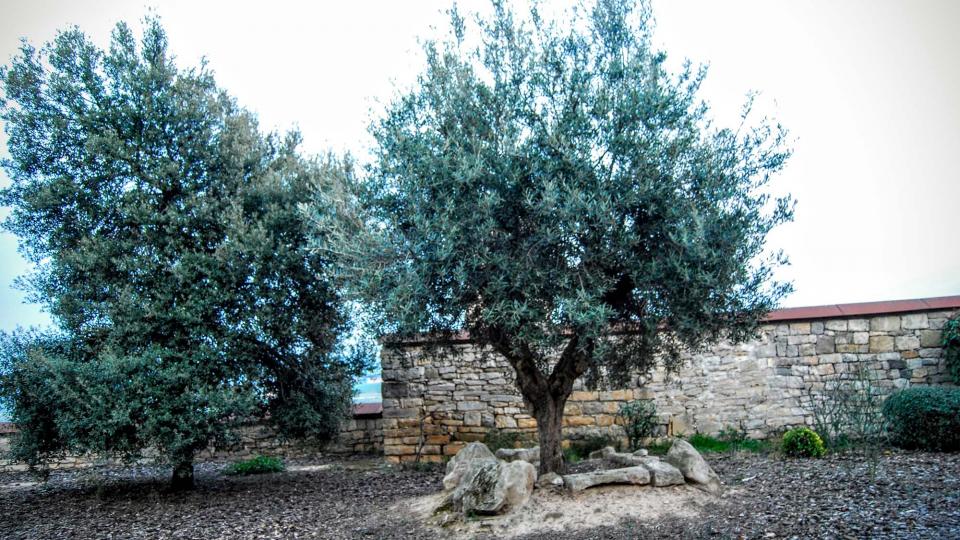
[1,451,958,539]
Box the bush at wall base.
[882,387,960,452]
[781,427,826,458]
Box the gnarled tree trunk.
[495,330,591,476]
[532,394,567,475]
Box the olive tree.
[0,18,369,489]
[310,0,792,474]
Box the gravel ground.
[1,451,958,539]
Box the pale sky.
[1,0,958,332]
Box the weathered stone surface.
[563,466,651,492]
[535,471,564,489]
[920,330,943,348]
[446,458,536,515]
[902,313,929,330]
[869,335,895,353]
[443,442,496,490]
[607,452,647,467]
[495,446,540,466]
[588,446,617,460]
[664,439,722,494]
[643,460,686,487]
[871,316,901,332]
[632,449,649,457]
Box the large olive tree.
[311,0,792,474]
[0,18,369,488]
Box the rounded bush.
[781,427,826,458]
[882,386,960,451]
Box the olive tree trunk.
[496,332,590,476]
[532,395,567,475]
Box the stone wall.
[0,408,382,472]
[380,305,958,463]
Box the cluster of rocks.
[438,439,721,518]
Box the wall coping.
[383,294,960,347]
[765,295,960,322]
[0,404,383,434]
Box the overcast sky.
[1,0,958,332]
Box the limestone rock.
[587,446,617,460]
[535,471,564,489]
[664,439,722,494]
[443,442,496,491]
[643,460,685,487]
[563,466,650,492]
[632,449,649,457]
[447,459,536,515]
[495,446,540,467]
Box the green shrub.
[687,430,770,454]
[781,427,826,458]
[618,399,658,450]
[882,386,960,451]
[224,455,285,476]
[943,316,960,384]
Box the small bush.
[688,430,769,454]
[618,399,658,450]
[781,427,826,458]
[882,386,960,451]
[224,455,285,475]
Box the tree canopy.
[310,0,793,473]
[0,18,368,488]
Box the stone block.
[894,335,920,351]
[384,444,417,456]
[563,415,595,427]
[495,415,518,429]
[600,390,631,401]
[458,401,487,411]
[920,330,943,348]
[847,319,869,331]
[901,313,929,330]
[816,336,835,354]
[596,415,616,427]
[824,320,848,331]
[464,411,481,427]
[789,322,811,335]
[870,316,900,332]
[517,417,538,429]
[570,391,598,401]
[869,335,894,353]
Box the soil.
[1,451,958,539]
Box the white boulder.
[663,439,723,494]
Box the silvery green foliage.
[0,18,369,476]
[311,0,792,390]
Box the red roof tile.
[765,295,960,322]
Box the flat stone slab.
[563,466,650,493]
[643,460,685,487]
